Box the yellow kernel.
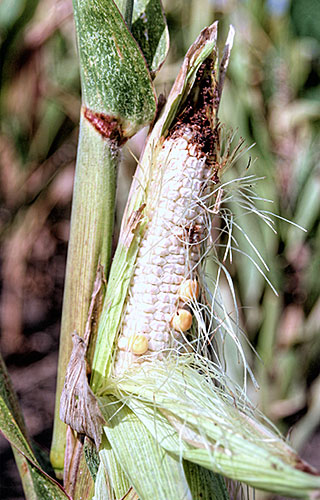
[129,334,149,355]
[171,309,193,332]
[179,279,199,302]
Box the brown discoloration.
[212,187,223,215]
[60,266,107,450]
[60,332,105,449]
[182,223,203,245]
[121,203,146,248]
[84,108,126,145]
[21,461,28,475]
[64,428,84,496]
[295,458,319,476]
[169,58,221,180]
[85,263,107,365]
[112,34,124,60]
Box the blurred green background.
[0,0,319,498]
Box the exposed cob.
[114,61,220,375]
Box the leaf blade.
[73,0,157,137]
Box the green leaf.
[113,0,134,27]
[115,0,169,74]
[131,0,169,74]
[183,461,229,500]
[0,354,70,499]
[72,0,157,138]
[13,453,71,500]
[0,352,28,436]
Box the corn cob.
[114,62,219,375]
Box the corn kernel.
[114,129,211,375]
[171,309,193,332]
[179,279,199,302]
[129,334,149,355]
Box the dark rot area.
[170,60,219,152]
[168,58,221,184]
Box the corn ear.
[91,21,222,390]
[91,19,320,500]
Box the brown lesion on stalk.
[168,58,221,182]
[83,107,127,146]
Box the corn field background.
[0,0,319,499]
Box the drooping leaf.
[0,354,70,499]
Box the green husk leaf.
[84,438,101,482]
[72,0,157,138]
[99,444,131,498]
[100,397,192,500]
[105,359,320,499]
[91,208,147,390]
[92,459,113,500]
[159,21,219,135]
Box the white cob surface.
[114,126,213,375]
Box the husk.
[102,357,320,498]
